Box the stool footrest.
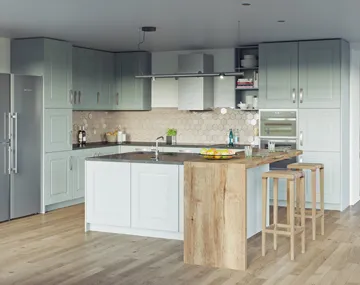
[264,223,304,237]
[294,210,324,219]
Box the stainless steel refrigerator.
[0,74,42,222]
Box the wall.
[350,44,360,205]
[0,37,10,73]
[72,108,258,144]
[151,49,235,108]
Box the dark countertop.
[73,141,249,150]
[86,152,200,165]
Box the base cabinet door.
[131,164,179,232]
[300,151,341,206]
[45,152,72,205]
[73,150,95,200]
[86,161,131,227]
[44,109,72,152]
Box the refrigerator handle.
[12,113,18,174]
[3,112,6,141]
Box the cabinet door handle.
[73,91,77,105]
[79,91,82,104]
[292,88,296,103]
[69,157,73,171]
[69,90,73,104]
[299,88,303,103]
[97,92,100,104]
[116,93,119,105]
[300,131,303,147]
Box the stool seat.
[287,163,324,171]
[262,170,304,180]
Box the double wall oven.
[259,110,298,170]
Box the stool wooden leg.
[320,167,325,236]
[311,170,317,241]
[287,180,290,228]
[262,178,267,257]
[273,178,278,250]
[296,177,301,226]
[300,176,306,254]
[289,180,295,261]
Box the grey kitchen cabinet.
[259,39,348,109]
[73,47,114,110]
[259,42,299,109]
[298,40,341,108]
[72,149,95,200]
[114,52,152,110]
[11,38,73,109]
[298,109,341,152]
[44,109,72,153]
[44,152,73,205]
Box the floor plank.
[1,203,360,285]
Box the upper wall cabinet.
[72,47,114,111]
[114,52,152,111]
[11,38,73,109]
[259,39,348,109]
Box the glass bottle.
[229,129,234,147]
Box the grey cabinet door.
[259,42,298,109]
[44,152,73,205]
[73,150,94,199]
[98,52,114,110]
[44,109,72,152]
[114,52,151,110]
[44,39,73,109]
[298,40,341,108]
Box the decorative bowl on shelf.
[200,148,235,160]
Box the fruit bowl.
[199,148,235,160]
[106,131,117,143]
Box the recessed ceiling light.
[242,3,251,6]
[277,20,285,23]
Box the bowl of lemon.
[200,148,235,160]
[105,131,118,143]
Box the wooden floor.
[1,205,360,285]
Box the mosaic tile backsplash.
[72,108,259,145]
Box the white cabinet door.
[86,161,131,227]
[300,151,341,205]
[131,164,179,232]
[298,109,340,152]
[44,152,72,205]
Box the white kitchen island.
[85,151,267,241]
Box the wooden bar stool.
[287,163,325,240]
[262,170,306,261]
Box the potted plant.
[166,128,177,145]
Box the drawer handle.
[79,91,82,104]
[300,131,303,146]
[69,90,73,104]
[299,88,303,103]
[74,91,77,105]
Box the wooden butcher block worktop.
[184,150,303,271]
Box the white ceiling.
[0,0,359,52]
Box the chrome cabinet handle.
[74,91,77,105]
[299,88,303,103]
[3,113,6,141]
[69,90,73,104]
[300,131,303,147]
[3,143,6,175]
[292,88,296,103]
[79,91,82,104]
[116,93,119,105]
[69,157,73,171]
[97,92,100,104]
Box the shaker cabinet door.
[44,40,73,109]
[131,164,179,232]
[259,42,299,109]
[298,40,341,109]
[44,152,73,205]
[44,109,72,153]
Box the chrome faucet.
[155,136,164,160]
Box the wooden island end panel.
[184,161,248,270]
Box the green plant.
[166,128,177,136]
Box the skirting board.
[45,198,84,212]
[87,223,183,241]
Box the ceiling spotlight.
[219,73,225,79]
[277,20,285,23]
[242,3,251,6]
